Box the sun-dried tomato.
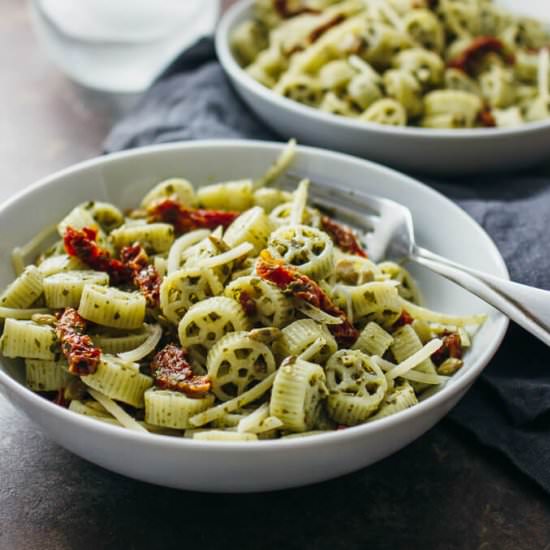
[448,36,514,75]
[478,109,497,128]
[309,14,345,43]
[321,215,368,258]
[150,344,211,396]
[56,308,101,376]
[120,244,161,307]
[273,0,320,18]
[64,226,133,284]
[147,199,239,235]
[257,251,358,346]
[239,291,257,317]
[431,333,463,366]
[393,310,414,328]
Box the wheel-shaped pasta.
[325,349,388,425]
[444,68,480,95]
[25,358,70,391]
[267,224,334,280]
[347,71,383,110]
[328,254,382,286]
[383,69,423,117]
[43,270,109,309]
[269,202,321,229]
[437,0,479,38]
[480,66,516,109]
[253,188,291,213]
[0,319,57,360]
[0,265,43,308]
[276,319,337,365]
[160,267,223,324]
[110,223,175,254]
[318,59,355,90]
[81,201,124,232]
[224,276,293,328]
[196,179,254,212]
[362,21,412,67]
[140,178,194,208]
[144,387,214,429]
[207,331,276,401]
[423,90,482,128]
[178,297,250,354]
[270,357,328,432]
[319,92,357,117]
[275,74,323,106]
[368,381,418,421]
[392,48,444,87]
[378,261,422,304]
[223,206,271,255]
[360,98,407,126]
[79,284,146,329]
[403,9,445,52]
[80,355,153,408]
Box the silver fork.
[282,173,550,347]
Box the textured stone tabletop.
[1,2,549,549]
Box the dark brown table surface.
[1,1,549,549]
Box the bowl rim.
[216,0,550,140]
[0,139,509,452]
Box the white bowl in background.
[0,141,508,492]
[216,0,550,176]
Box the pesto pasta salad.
[0,142,485,441]
[231,0,550,129]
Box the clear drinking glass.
[30,0,220,94]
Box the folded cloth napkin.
[105,38,550,493]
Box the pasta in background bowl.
[0,141,508,491]
[216,0,550,175]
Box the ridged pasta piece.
[43,270,109,309]
[402,8,444,52]
[196,180,254,211]
[378,261,422,304]
[160,267,224,324]
[423,90,482,128]
[268,224,334,280]
[270,357,328,433]
[189,371,276,427]
[253,188,291,213]
[444,68,480,96]
[167,229,211,274]
[144,387,214,429]
[206,331,276,401]
[325,349,388,424]
[0,307,50,320]
[140,178,195,208]
[383,69,423,117]
[25,358,70,391]
[81,201,124,232]
[231,19,266,65]
[390,325,438,390]
[79,285,146,329]
[81,355,153,408]
[269,202,321,229]
[223,206,271,255]
[346,281,402,327]
[394,47,445,87]
[360,98,407,126]
[319,59,355,90]
[224,276,293,328]
[0,319,57,359]
[352,322,394,357]
[89,327,149,354]
[347,70,383,110]
[0,265,43,308]
[37,254,86,277]
[178,297,250,353]
[110,223,175,254]
[193,430,258,442]
[276,319,337,365]
[367,381,418,421]
[480,66,516,109]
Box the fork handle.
[411,248,550,347]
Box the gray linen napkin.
[105,39,550,493]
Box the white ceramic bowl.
[0,141,508,492]
[216,0,550,176]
